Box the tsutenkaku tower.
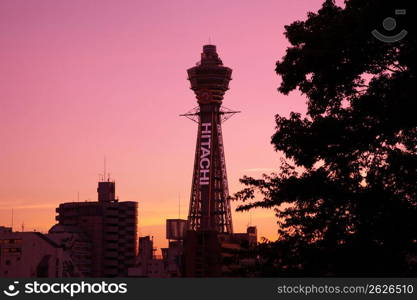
[182,45,237,234]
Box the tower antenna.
[11,208,14,231]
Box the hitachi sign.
[199,123,211,185]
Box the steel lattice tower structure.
[182,45,238,234]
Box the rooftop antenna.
[247,210,253,227]
[11,208,14,231]
[104,156,107,181]
[178,192,181,219]
[21,222,24,232]
[208,36,212,44]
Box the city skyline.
[0,0,326,251]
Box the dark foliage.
[234,0,417,276]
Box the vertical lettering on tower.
[199,122,211,185]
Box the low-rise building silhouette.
[0,230,82,277]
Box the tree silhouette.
[234,0,416,276]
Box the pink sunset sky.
[0,0,328,250]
